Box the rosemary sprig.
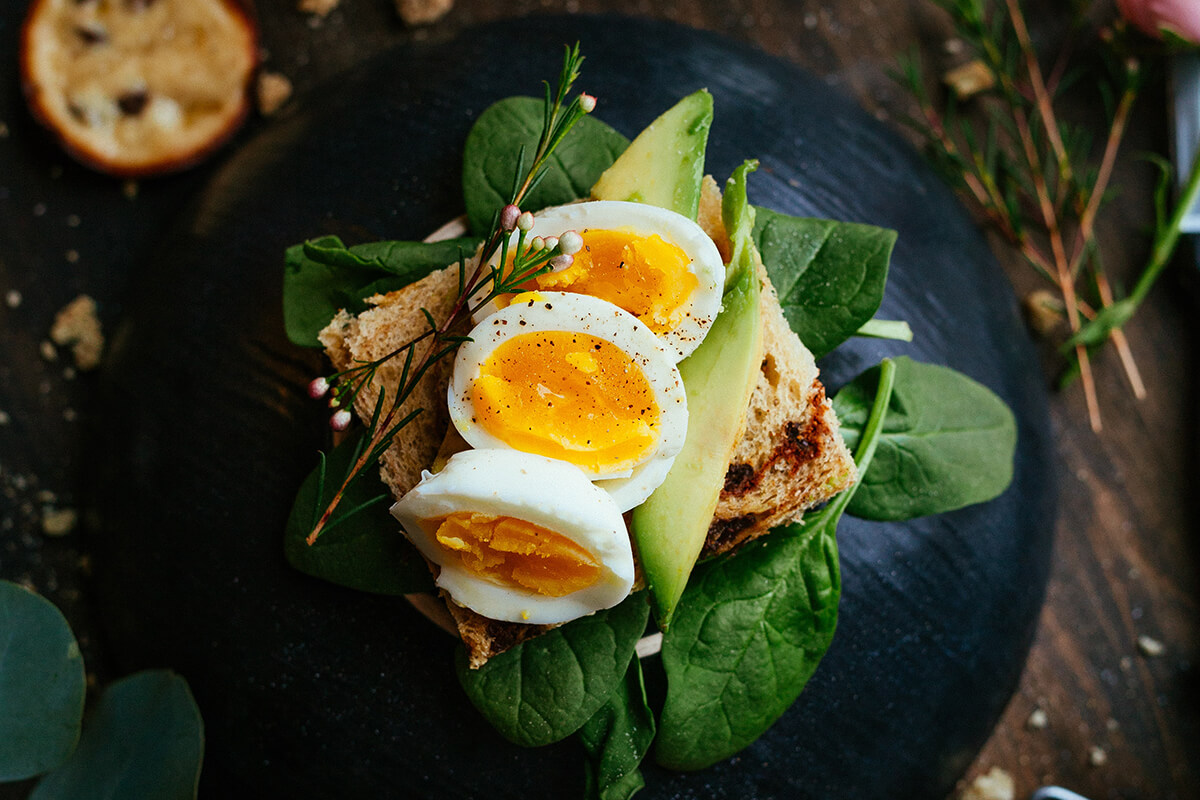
[303,44,594,546]
[894,0,1172,432]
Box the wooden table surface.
[2,1,1197,798]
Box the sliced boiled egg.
[478,200,725,362]
[391,449,635,625]
[448,291,687,510]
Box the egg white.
[391,449,635,625]
[447,291,688,510]
[478,200,725,362]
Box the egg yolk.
[509,229,698,335]
[470,330,661,473]
[431,512,602,597]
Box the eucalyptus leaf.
[284,431,433,595]
[752,207,896,358]
[833,356,1016,521]
[462,96,629,234]
[580,657,656,800]
[456,593,650,748]
[656,360,896,771]
[0,580,86,781]
[283,235,479,347]
[31,671,203,800]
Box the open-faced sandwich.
[282,45,1017,788]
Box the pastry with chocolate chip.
[20,0,258,176]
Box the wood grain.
[1,0,1196,798]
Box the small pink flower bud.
[559,230,583,255]
[500,203,521,231]
[517,211,535,231]
[330,409,352,431]
[579,93,597,113]
[549,254,574,272]
[307,377,330,399]
[543,236,559,251]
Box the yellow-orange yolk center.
[508,229,698,335]
[430,512,602,597]
[469,330,661,473]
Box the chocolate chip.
[117,90,149,116]
[74,25,107,45]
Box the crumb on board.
[0,120,9,138]
[257,71,294,116]
[5,289,22,308]
[1137,634,1164,657]
[42,507,78,537]
[958,766,1014,800]
[50,294,104,371]
[395,0,454,26]
[943,59,995,100]
[0,409,10,425]
[40,340,57,362]
[1027,707,1048,730]
[123,180,139,200]
[298,0,340,15]
[1088,745,1108,767]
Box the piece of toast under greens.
[318,196,856,669]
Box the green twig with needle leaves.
[303,44,595,546]
[894,0,1179,432]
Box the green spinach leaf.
[456,593,650,748]
[0,581,86,781]
[31,671,204,800]
[656,359,896,770]
[462,96,629,235]
[834,356,1016,521]
[752,207,896,358]
[284,431,433,595]
[580,656,656,800]
[283,235,479,347]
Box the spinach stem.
[854,319,913,342]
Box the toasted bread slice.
[320,207,856,668]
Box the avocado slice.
[589,89,713,219]
[631,162,764,628]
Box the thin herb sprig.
[895,0,1158,432]
[303,44,593,546]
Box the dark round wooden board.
[91,15,1055,799]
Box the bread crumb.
[0,409,9,425]
[50,294,104,371]
[5,289,21,308]
[123,180,139,200]
[1027,707,1048,730]
[1088,745,1108,767]
[1137,634,1164,657]
[66,214,81,228]
[395,0,454,26]
[298,0,339,15]
[257,72,294,116]
[0,120,9,138]
[959,766,1014,800]
[1023,289,1063,336]
[39,340,57,362]
[943,59,995,100]
[42,507,78,537]
[65,249,79,263]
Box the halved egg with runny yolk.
[448,291,687,511]
[479,200,725,362]
[391,449,635,625]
